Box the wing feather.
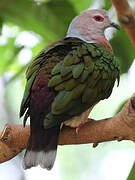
[20,37,120,129]
[48,41,120,121]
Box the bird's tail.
[23,122,60,170]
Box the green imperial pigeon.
[20,9,120,170]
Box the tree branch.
[112,0,135,48]
[0,93,135,163]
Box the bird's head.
[67,9,120,49]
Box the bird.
[20,9,120,170]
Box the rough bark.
[0,94,135,163]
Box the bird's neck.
[92,35,112,51]
[66,30,112,51]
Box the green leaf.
[68,0,94,12]
[127,162,135,180]
[0,37,23,75]
[0,16,3,34]
[0,0,77,43]
[102,0,112,10]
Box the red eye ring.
[93,15,104,22]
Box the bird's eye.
[93,15,104,22]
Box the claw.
[60,123,64,130]
[75,123,84,134]
[75,118,95,134]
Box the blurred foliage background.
[0,0,135,180]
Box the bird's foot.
[75,123,85,134]
[75,118,95,134]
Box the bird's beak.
[110,22,120,30]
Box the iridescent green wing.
[46,41,120,127]
[20,39,67,118]
[80,43,120,105]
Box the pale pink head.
[67,9,120,50]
